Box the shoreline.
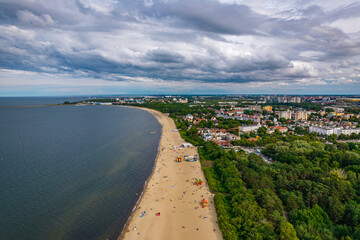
[116,106,165,240]
[118,106,222,240]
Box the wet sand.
[119,107,222,240]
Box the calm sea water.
[0,97,84,107]
[0,105,161,240]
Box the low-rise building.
[240,124,261,133]
[185,114,194,122]
[199,129,240,142]
[235,114,261,124]
[309,126,340,136]
[341,128,360,135]
[275,126,288,133]
[262,106,273,111]
[178,98,188,104]
[267,126,288,134]
[309,126,360,136]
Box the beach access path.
[120,108,222,240]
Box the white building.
[178,98,188,103]
[235,114,261,124]
[309,126,360,136]
[240,124,261,133]
[182,143,193,148]
[185,114,194,121]
[200,129,240,141]
[341,128,360,135]
[309,126,340,136]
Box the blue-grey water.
[0,97,92,107]
[0,105,161,240]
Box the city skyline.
[1,0,360,96]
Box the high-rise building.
[281,97,288,103]
[295,111,308,121]
[278,111,292,120]
[295,97,301,103]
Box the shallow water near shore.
[0,105,161,240]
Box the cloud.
[0,0,360,95]
[280,61,319,78]
[148,0,265,35]
[78,0,117,15]
[16,10,54,27]
[339,59,358,68]
[146,49,185,63]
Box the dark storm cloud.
[144,0,265,35]
[0,0,360,86]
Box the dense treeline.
[199,142,299,239]
[194,133,360,239]
[345,107,360,115]
[215,117,254,129]
[327,133,360,141]
[261,140,360,239]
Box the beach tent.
[176,156,183,162]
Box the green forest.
[198,136,360,240]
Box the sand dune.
[119,108,222,240]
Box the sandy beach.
[119,107,222,240]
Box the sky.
[0,0,360,96]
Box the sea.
[0,98,162,240]
[0,97,93,107]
